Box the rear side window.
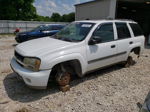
[115,23,131,39]
[129,23,143,37]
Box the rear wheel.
[124,56,134,67]
[121,52,138,67]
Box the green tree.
[51,13,61,22]
[61,14,68,22]
[66,12,75,22]
[60,12,75,22]
[35,15,51,21]
[0,0,37,20]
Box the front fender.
[41,53,87,74]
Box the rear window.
[129,23,143,37]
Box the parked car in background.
[15,24,66,43]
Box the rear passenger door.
[115,22,132,62]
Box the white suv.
[10,20,145,90]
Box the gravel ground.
[0,35,150,112]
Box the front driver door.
[86,22,117,72]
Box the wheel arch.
[130,46,141,56]
[47,53,87,80]
[53,59,82,74]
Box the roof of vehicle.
[75,19,137,24]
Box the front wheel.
[55,66,72,92]
[56,72,71,86]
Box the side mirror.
[88,36,102,45]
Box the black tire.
[56,71,71,86]
[121,56,134,67]
[55,65,72,88]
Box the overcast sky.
[33,0,93,17]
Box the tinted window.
[47,26,52,31]
[46,25,64,31]
[39,25,52,31]
[31,25,45,31]
[51,26,62,30]
[93,23,114,43]
[129,23,143,37]
[57,25,65,30]
[115,23,131,39]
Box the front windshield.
[52,22,95,42]
[31,25,45,31]
[31,25,52,31]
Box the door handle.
[129,41,133,44]
[111,45,116,48]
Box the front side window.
[52,22,95,42]
[115,23,131,39]
[129,23,143,37]
[92,23,114,43]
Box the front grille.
[15,51,24,62]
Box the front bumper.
[10,58,51,89]
[15,37,20,43]
[15,35,28,43]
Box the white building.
[75,0,150,44]
[75,0,116,20]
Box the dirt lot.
[0,35,150,112]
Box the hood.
[18,30,39,36]
[15,37,75,57]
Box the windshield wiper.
[51,35,79,42]
[51,35,57,38]
[61,37,74,42]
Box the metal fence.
[0,20,67,34]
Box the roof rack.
[106,17,135,22]
[116,19,134,21]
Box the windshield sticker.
[81,24,92,28]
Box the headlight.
[23,57,41,72]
